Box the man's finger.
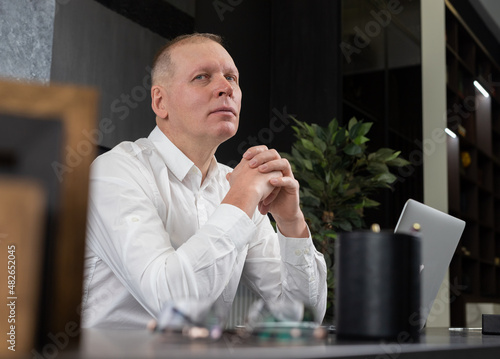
[258,158,293,178]
[242,145,269,160]
[270,176,299,190]
[248,149,280,168]
[258,201,271,215]
[262,187,281,206]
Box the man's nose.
[213,76,234,98]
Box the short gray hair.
[151,33,224,85]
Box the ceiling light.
[445,128,457,138]
[474,80,489,98]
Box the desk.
[58,327,500,359]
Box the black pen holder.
[335,230,421,341]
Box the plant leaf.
[303,158,313,171]
[348,121,363,139]
[353,135,370,146]
[308,178,325,192]
[333,128,347,146]
[348,117,358,131]
[344,143,362,156]
[367,161,389,174]
[387,157,411,167]
[358,122,373,137]
[327,119,339,138]
[363,198,380,207]
[313,136,327,153]
[300,138,316,152]
[374,172,397,184]
[373,148,399,161]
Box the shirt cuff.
[208,203,256,252]
[277,226,316,265]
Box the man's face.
[161,40,242,147]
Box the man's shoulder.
[98,136,157,159]
[91,138,156,176]
[104,138,155,158]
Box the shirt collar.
[147,126,219,183]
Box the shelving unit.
[446,2,500,327]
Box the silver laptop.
[394,199,466,329]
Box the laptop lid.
[394,199,465,328]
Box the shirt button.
[295,249,302,256]
[131,217,139,222]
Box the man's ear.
[151,85,168,119]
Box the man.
[81,33,327,329]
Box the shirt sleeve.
[240,213,328,322]
[85,151,257,318]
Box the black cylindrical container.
[335,231,421,341]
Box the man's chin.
[216,122,238,142]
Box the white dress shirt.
[81,126,327,329]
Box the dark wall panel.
[195,0,342,167]
[51,0,193,148]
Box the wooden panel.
[0,180,45,357]
[0,79,98,351]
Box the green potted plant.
[280,117,410,310]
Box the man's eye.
[194,74,207,80]
[226,75,237,82]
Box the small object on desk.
[327,325,336,334]
[154,299,226,341]
[449,327,482,332]
[245,299,323,340]
[482,314,500,335]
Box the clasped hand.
[225,146,307,237]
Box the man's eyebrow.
[191,65,213,73]
[190,64,239,75]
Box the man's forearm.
[275,213,309,238]
[221,188,261,218]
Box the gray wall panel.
[50,0,167,148]
[0,0,55,83]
